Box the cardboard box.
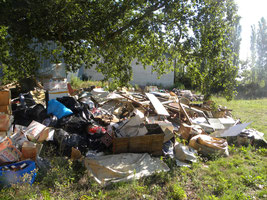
[0,132,7,141]
[0,114,10,132]
[113,124,164,156]
[43,79,67,90]
[24,121,49,142]
[0,90,11,106]
[0,105,12,114]
[21,141,42,161]
[47,89,69,101]
[0,137,21,163]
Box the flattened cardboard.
[0,90,11,106]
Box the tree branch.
[106,2,166,40]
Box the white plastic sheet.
[84,153,170,185]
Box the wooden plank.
[113,133,164,156]
[181,103,210,124]
[179,102,192,125]
[168,102,180,110]
[146,93,170,116]
[120,94,149,110]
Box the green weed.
[257,189,267,199]
[168,183,187,200]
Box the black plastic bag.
[27,104,48,122]
[57,115,90,135]
[53,129,89,156]
[56,96,82,114]
[42,115,58,127]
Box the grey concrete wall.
[82,59,174,87]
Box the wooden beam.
[146,93,170,116]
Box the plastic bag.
[59,115,89,135]
[42,115,58,127]
[47,99,73,119]
[27,104,48,122]
[174,143,197,162]
[56,96,82,114]
[53,129,88,156]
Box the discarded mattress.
[84,153,170,185]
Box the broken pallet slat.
[181,103,210,124]
[179,102,192,125]
[146,93,170,116]
[120,94,149,110]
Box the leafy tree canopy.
[0,0,240,99]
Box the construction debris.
[0,83,265,186]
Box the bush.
[236,82,267,99]
[70,76,84,89]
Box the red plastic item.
[88,126,106,135]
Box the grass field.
[214,98,267,139]
[0,98,266,200]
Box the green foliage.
[173,82,185,90]
[257,189,267,199]
[70,76,107,89]
[256,17,267,82]
[0,0,240,100]
[134,84,140,91]
[107,81,120,92]
[256,147,267,156]
[70,76,84,89]
[174,0,240,100]
[168,183,187,200]
[238,17,267,98]
[240,173,264,188]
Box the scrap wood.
[156,96,170,102]
[131,93,147,101]
[181,103,210,125]
[179,102,192,125]
[164,102,180,112]
[0,82,17,90]
[219,107,233,112]
[120,94,149,111]
[145,93,170,116]
[161,100,175,105]
[168,102,180,109]
[190,105,212,112]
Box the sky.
[235,0,267,60]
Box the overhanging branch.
[106,2,166,41]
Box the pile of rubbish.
[0,81,266,186]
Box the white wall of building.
[82,59,174,87]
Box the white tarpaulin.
[84,153,170,185]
